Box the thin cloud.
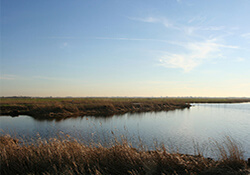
[182,25,226,36]
[235,57,245,62]
[129,17,174,29]
[95,37,150,41]
[129,17,159,23]
[33,76,70,81]
[129,16,225,36]
[187,16,225,32]
[188,16,207,24]
[201,26,225,31]
[0,74,17,80]
[129,15,239,72]
[159,39,238,72]
[60,42,69,49]
[94,37,172,43]
[241,33,250,39]
[47,36,75,39]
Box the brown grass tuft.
[0,135,248,175]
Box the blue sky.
[1,0,250,97]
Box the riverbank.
[0,135,249,175]
[1,97,250,119]
[0,98,189,119]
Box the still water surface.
[1,103,250,158]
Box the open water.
[1,103,250,159]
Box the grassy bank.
[0,98,191,119]
[0,135,248,175]
[1,97,250,119]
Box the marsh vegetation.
[1,97,250,119]
[1,98,250,174]
[0,134,249,175]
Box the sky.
[1,0,250,97]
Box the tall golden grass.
[0,134,248,175]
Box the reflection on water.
[1,103,250,158]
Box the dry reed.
[0,134,248,175]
